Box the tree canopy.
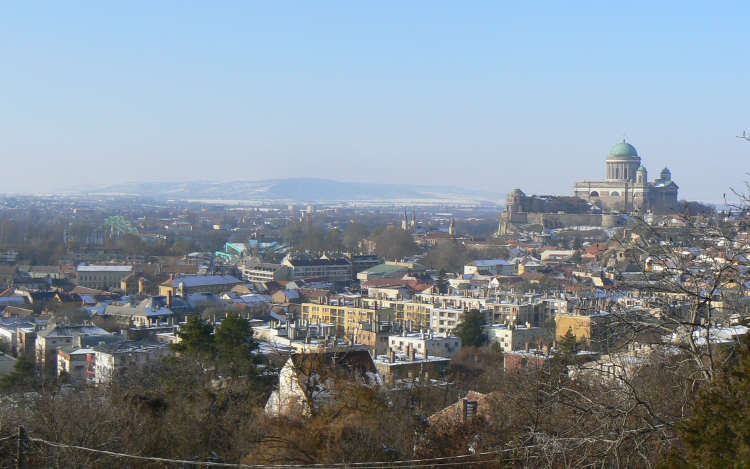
[452,309,487,348]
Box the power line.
[27,436,544,469]
[27,425,669,469]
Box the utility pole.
[17,425,27,469]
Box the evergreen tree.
[171,314,215,354]
[453,309,487,348]
[0,355,36,390]
[435,268,449,294]
[215,312,262,379]
[661,335,750,468]
[215,312,257,357]
[557,328,580,356]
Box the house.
[485,323,545,352]
[103,297,176,328]
[120,273,167,295]
[463,260,514,276]
[158,274,243,298]
[265,350,379,416]
[428,391,493,426]
[87,340,172,385]
[373,347,451,381]
[0,317,36,356]
[57,346,90,384]
[388,331,462,358]
[26,265,65,279]
[35,324,112,370]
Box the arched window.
[638,175,643,183]
[611,191,620,197]
[590,191,600,197]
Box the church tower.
[411,209,416,228]
[449,217,456,235]
[402,209,408,230]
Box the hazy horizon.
[2,2,748,204]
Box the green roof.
[637,165,647,172]
[359,263,407,277]
[610,141,638,157]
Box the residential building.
[76,265,133,290]
[463,260,514,276]
[57,346,90,384]
[388,330,462,358]
[240,261,292,284]
[25,265,65,279]
[87,340,172,385]
[282,256,352,283]
[265,351,378,416]
[103,297,176,328]
[158,274,243,298]
[485,323,545,351]
[373,349,450,381]
[35,324,112,370]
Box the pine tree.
[435,268,449,294]
[171,314,215,354]
[453,309,487,348]
[557,328,579,356]
[215,312,257,357]
[0,355,36,390]
[661,335,750,468]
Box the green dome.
[610,141,638,157]
[637,165,647,172]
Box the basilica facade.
[573,141,678,214]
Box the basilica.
[573,140,678,214]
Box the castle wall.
[526,213,605,229]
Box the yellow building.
[300,303,394,335]
[360,298,432,329]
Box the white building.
[463,260,514,276]
[88,340,172,385]
[388,330,462,358]
[36,324,111,370]
[485,323,545,352]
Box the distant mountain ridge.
[88,178,503,203]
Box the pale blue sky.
[1,1,748,203]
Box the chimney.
[167,291,172,310]
[525,342,530,353]
[459,398,468,423]
[410,346,416,361]
[543,345,550,358]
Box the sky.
[1,1,748,203]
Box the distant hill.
[88,178,503,203]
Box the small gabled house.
[265,350,379,416]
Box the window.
[611,191,621,197]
